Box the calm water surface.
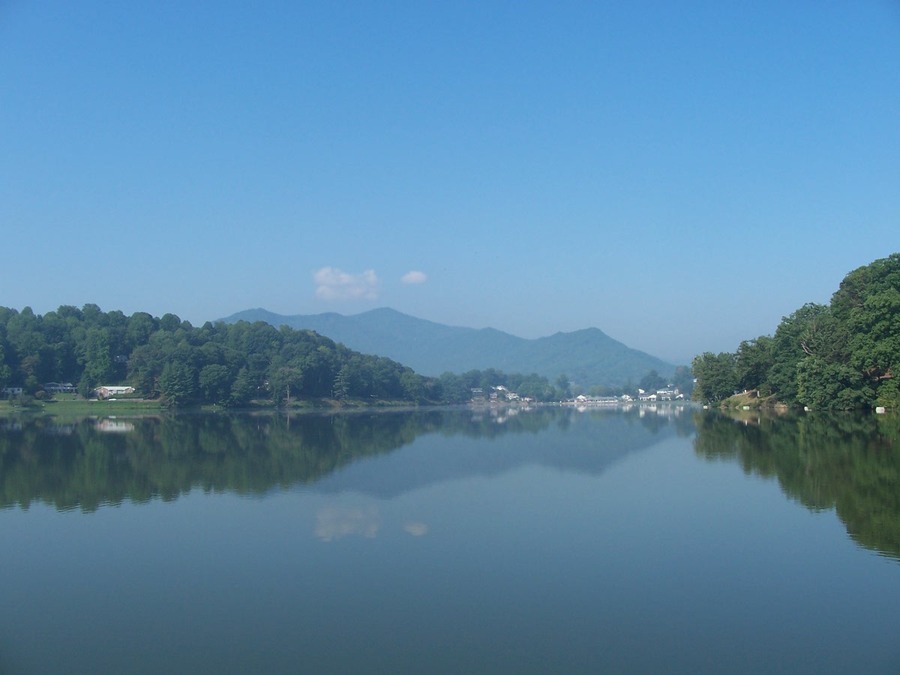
[1,407,898,674]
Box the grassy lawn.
[0,396,166,415]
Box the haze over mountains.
[221,307,675,387]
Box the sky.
[1,1,898,364]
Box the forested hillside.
[222,307,675,387]
[692,253,899,410]
[0,305,564,406]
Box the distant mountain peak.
[218,307,673,386]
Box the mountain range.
[220,307,675,387]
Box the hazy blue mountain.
[220,307,674,386]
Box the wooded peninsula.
[692,253,898,411]
[0,305,568,407]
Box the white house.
[94,385,135,399]
[44,382,76,393]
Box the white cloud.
[401,270,428,285]
[313,267,379,301]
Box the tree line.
[692,253,899,410]
[0,304,568,406]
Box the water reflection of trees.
[694,411,900,560]
[0,413,440,511]
[0,408,560,512]
[0,406,690,513]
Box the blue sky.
[2,1,898,364]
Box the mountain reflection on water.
[2,405,897,560]
[694,410,900,561]
[0,406,687,512]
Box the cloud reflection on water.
[315,505,380,541]
[313,505,430,541]
[403,521,429,536]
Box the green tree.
[876,378,900,409]
[269,361,304,405]
[80,327,115,385]
[159,313,182,332]
[849,288,900,380]
[671,366,694,397]
[691,352,737,403]
[0,343,10,387]
[639,369,666,392]
[198,364,232,405]
[766,303,830,404]
[796,356,872,410]
[556,374,571,398]
[4,307,46,384]
[400,370,425,403]
[159,360,197,406]
[126,312,158,350]
[734,336,774,393]
[229,367,254,406]
[77,371,95,398]
[333,365,350,400]
[436,372,468,403]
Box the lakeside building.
[93,385,135,399]
[44,382,76,393]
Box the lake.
[1,406,898,674]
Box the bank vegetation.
[692,253,899,411]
